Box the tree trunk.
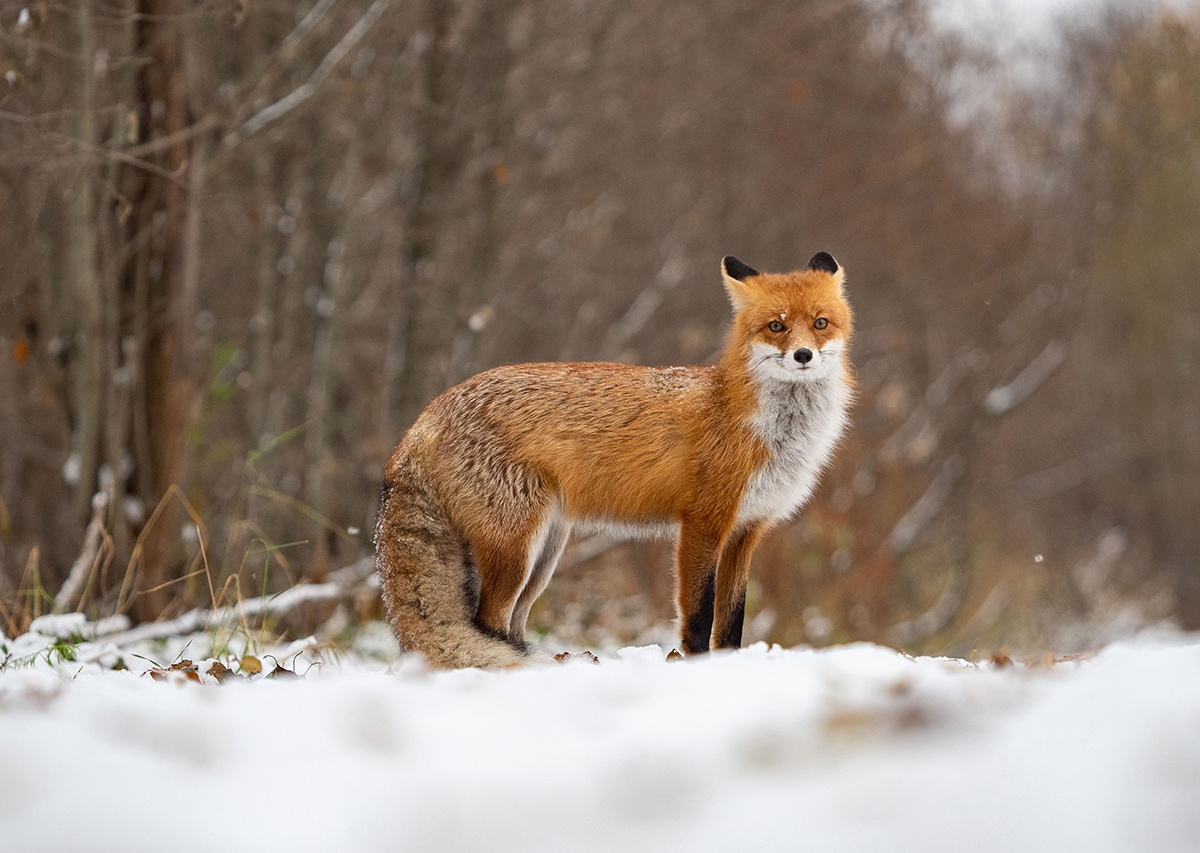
[127,0,199,620]
[395,0,516,430]
[68,0,104,524]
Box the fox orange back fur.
[376,253,853,667]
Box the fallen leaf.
[240,655,262,675]
[165,660,201,682]
[144,662,200,684]
[206,661,236,684]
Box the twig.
[119,113,219,159]
[984,339,1068,416]
[223,0,391,150]
[882,338,1069,556]
[53,485,112,613]
[279,0,344,60]
[44,128,188,184]
[217,0,343,158]
[95,558,377,648]
[601,255,686,359]
[885,451,966,556]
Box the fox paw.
[554,650,600,664]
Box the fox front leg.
[712,523,765,649]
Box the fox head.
[721,252,853,384]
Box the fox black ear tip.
[807,251,839,274]
[722,256,760,281]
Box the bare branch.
[984,339,1069,416]
[886,451,966,556]
[224,0,391,150]
[230,0,344,126]
[97,558,378,648]
[279,0,344,60]
[880,336,1069,555]
[119,113,218,159]
[601,255,686,359]
[53,486,111,613]
[44,128,189,184]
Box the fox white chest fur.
[738,373,851,525]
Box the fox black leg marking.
[682,568,716,655]
[716,591,746,649]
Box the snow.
[2,627,1200,853]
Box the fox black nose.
[794,348,813,364]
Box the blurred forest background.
[1,0,1197,656]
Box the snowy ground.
[2,622,1199,853]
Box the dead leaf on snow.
[144,660,201,683]
[206,661,237,684]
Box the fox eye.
[768,320,786,333]
[814,318,829,330]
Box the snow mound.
[2,638,1199,853]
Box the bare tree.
[1,0,1194,653]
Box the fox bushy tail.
[375,460,529,669]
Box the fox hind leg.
[473,530,539,645]
[508,513,569,645]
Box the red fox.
[376,253,853,668]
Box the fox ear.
[807,251,845,295]
[723,256,760,282]
[721,256,759,311]
[807,252,838,274]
